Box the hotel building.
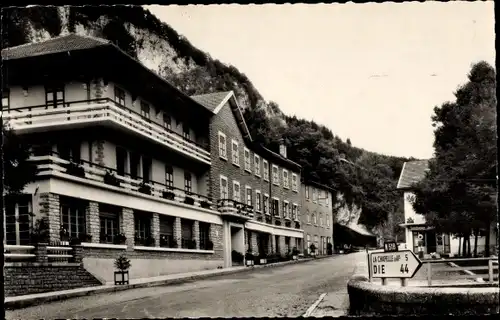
[2,34,304,282]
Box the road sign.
[383,241,398,252]
[369,250,422,279]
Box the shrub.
[114,254,131,271]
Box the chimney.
[279,140,287,158]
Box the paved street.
[6,253,366,319]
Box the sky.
[145,2,495,159]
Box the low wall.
[348,275,499,316]
[80,245,224,283]
[4,263,102,297]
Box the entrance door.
[275,235,280,254]
[427,230,437,253]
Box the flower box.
[162,191,175,200]
[259,258,267,265]
[246,259,254,266]
[184,196,195,205]
[114,270,129,285]
[65,162,86,178]
[138,184,151,195]
[200,201,211,209]
[104,172,121,187]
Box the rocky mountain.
[2,5,410,241]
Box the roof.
[2,33,213,118]
[191,91,233,113]
[1,34,110,60]
[191,90,302,171]
[397,160,430,189]
[303,180,335,193]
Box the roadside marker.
[303,293,326,317]
[369,249,423,286]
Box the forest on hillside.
[2,5,411,239]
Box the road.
[6,252,366,319]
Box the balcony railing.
[29,151,214,210]
[4,245,36,262]
[2,98,211,164]
[217,199,254,220]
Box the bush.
[114,254,131,271]
[31,217,49,244]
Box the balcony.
[217,199,253,221]
[29,151,214,211]
[2,98,211,165]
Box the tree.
[2,123,37,195]
[412,61,497,256]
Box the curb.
[5,255,334,310]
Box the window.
[220,176,228,199]
[306,210,311,223]
[283,201,289,219]
[99,204,119,244]
[160,215,175,248]
[272,165,279,185]
[263,194,269,214]
[199,222,211,250]
[263,160,269,181]
[142,157,152,183]
[4,194,32,245]
[312,188,318,203]
[244,148,251,172]
[326,193,329,206]
[246,186,252,206]
[165,165,174,189]
[292,174,298,192]
[114,86,125,106]
[184,171,192,195]
[181,219,194,248]
[272,198,280,217]
[233,181,241,202]
[163,114,172,130]
[218,132,227,159]
[57,142,80,162]
[283,170,289,189]
[305,186,310,200]
[319,190,326,205]
[60,199,86,240]
[140,101,150,119]
[292,203,298,220]
[307,234,311,254]
[254,155,261,176]
[45,84,65,107]
[129,152,140,179]
[312,213,317,225]
[2,88,9,110]
[326,215,330,227]
[255,191,262,212]
[182,124,190,140]
[320,213,324,227]
[232,140,239,165]
[116,147,127,176]
[135,213,152,246]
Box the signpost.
[384,241,398,253]
[368,249,422,287]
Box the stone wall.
[4,263,103,297]
[347,275,500,316]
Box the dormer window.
[2,88,9,110]
[163,114,172,130]
[140,101,150,119]
[114,86,125,106]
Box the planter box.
[293,255,298,260]
[246,260,254,267]
[162,191,175,200]
[260,258,267,265]
[114,270,129,285]
[184,197,195,205]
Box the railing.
[2,98,211,164]
[4,245,36,262]
[217,199,254,219]
[47,241,73,263]
[29,151,214,210]
[425,256,499,286]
